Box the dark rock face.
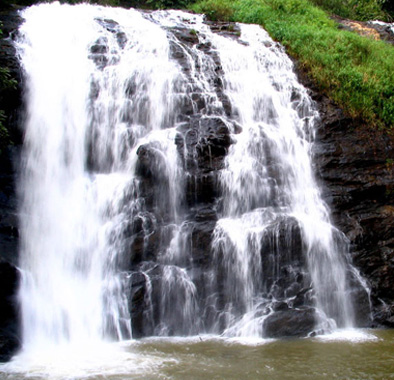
[259,217,308,297]
[0,10,24,147]
[0,261,20,362]
[299,67,394,327]
[0,10,23,362]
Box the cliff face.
[313,101,394,326]
[297,63,394,325]
[301,16,394,326]
[0,9,23,361]
[0,8,393,360]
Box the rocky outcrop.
[331,16,394,45]
[300,70,394,327]
[263,307,316,338]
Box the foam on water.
[1,341,171,380]
[316,329,379,343]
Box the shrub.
[191,0,234,21]
[308,0,389,21]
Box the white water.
[208,24,354,335]
[15,1,183,356]
[2,3,370,377]
[370,20,394,34]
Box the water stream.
[0,3,375,378]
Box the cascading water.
[207,25,355,336]
[9,3,371,371]
[14,1,186,358]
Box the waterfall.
[14,2,369,356]
[16,2,184,350]
[208,25,354,335]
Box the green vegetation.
[191,0,394,129]
[309,0,391,22]
[0,0,192,9]
[129,0,191,9]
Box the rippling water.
[1,329,393,380]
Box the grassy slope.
[191,0,394,130]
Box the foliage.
[191,0,394,130]
[308,0,391,22]
[191,0,234,21]
[145,0,191,9]
[113,0,191,9]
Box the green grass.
[308,0,391,22]
[191,0,394,130]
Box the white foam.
[315,329,379,343]
[1,341,170,380]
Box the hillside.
[191,0,394,130]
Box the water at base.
[1,330,393,380]
[0,341,168,380]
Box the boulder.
[263,308,316,338]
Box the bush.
[308,0,389,21]
[191,0,234,21]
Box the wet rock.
[136,144,168,181]
[129,271,153,338]
[0,11,22,362]
[170,27,200,45]
[205,21,241,40]
[176,116,232,176]
[135,143,176,220]
[190,219,217,266]
[89,37,109,69]
[260,216,307,295]
[0,261,20,362]
[263,308,316,338]
[372,303,394,328]
[272,301,289,312]
[292,287,314,308]
[0,149,19,266]
[0,11,24,148]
